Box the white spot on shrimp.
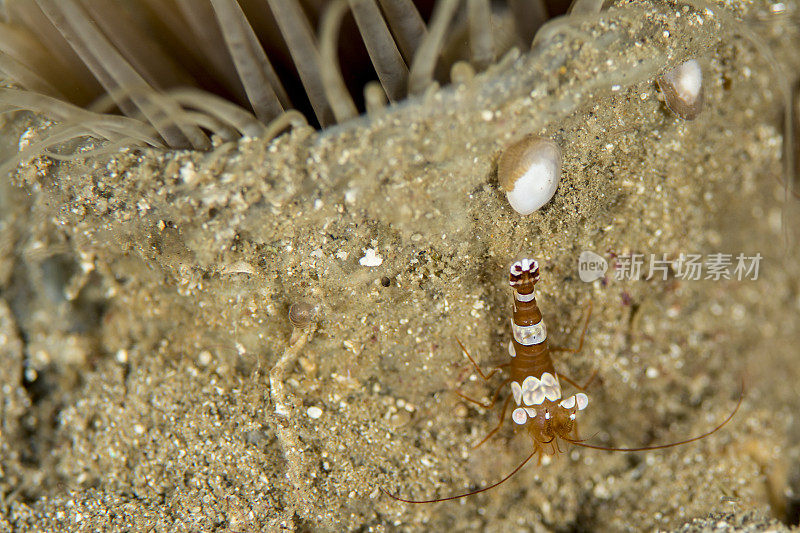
[559,395,576,409]
[520,372,562,405]
[511,381,523,405]
[575,393,589,410]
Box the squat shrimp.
[382,257,743,504]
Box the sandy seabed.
[1,1,800,531]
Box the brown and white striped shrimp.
[382,257,742,504]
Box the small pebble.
[197,350,212,366]
[298,355,317,374]
[307,406,323,419]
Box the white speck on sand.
[359,248,383,267]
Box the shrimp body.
[506,259,588,450]
[380,258,742,504]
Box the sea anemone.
[0,0,581,160]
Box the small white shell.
[657,59,703,120]
[497,135,562,215]
[289,302,317,328]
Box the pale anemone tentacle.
[363,80,388,116]
[0,26,67,98]
[319,0,359,123]
[169,0,249,101]
[86,85,242,148]
[265,0,335,127]
[408,0,459,95]
[37,0,208,150]
[348,0,408,103]
[81,0,194,89]
[164,88,267,138]
[466,0,495,70]
[209,0,287,123]
[262,110,309,142]
[0,87,163,145]
[375,0,427,63]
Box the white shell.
[657,59,703,120]
[498,136,562,215]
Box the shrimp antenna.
[380,450,537,504]
[561,379,744,453]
